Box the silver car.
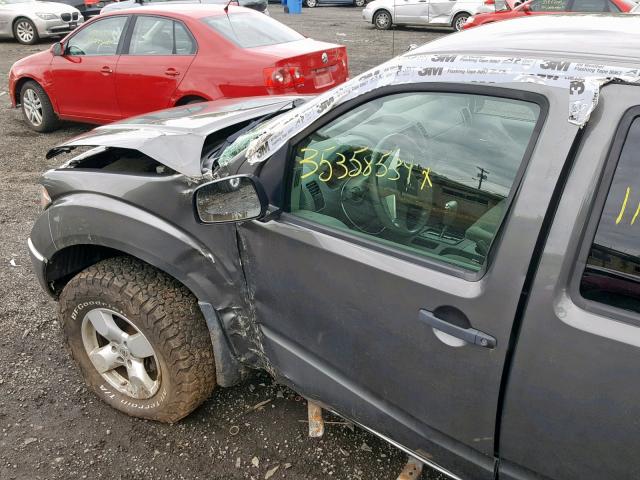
[363,0,492,31]
[0,0,83,44]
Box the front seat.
[465,200,506,256]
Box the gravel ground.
[0,7,448,480]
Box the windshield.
[202,12,304,48]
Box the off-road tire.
[20,81,58,133]
[59,257,216,423]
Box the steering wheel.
[368,132,433,237]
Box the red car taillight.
[484,0,495,4]
[264,66,305,91]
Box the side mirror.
[51,42,63,56]
[194,175,269,224]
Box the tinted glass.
[580,117,640,315]
[289,92,541,271]
[570,0,610,11]
[67,16,128,56]
[529,0,569,10]
[202,12,303,48]
[129,17,195,55]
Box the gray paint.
[27,15,640,480]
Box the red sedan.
[8,5,348,132]
[463,0,635,29]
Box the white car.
[0,0,83,44]
[363,0,492,31]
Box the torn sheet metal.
[244,53,640,165]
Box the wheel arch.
[372,8,392,24]
[451,10,472,26]
[174,94,209,106]
[44,243,248,388]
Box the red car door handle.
[165,68,181,77]
[100,66,112,75]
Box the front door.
[115,15,196,118]
[50,15,129,121]
[499,85,640,480]
[237,85,578,478]
[427,0,457,25]
[394,0,429,24]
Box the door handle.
[419,309,496,349]
[100,66,112,75]
[165,68,181,77]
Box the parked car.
[463,0,634,28]
[304,0,366,7]
[52,0,116,18]
[8,4,348,132]
[363,0,492,31]
[27,13,640,480]
[0,0,83,44]
[101,0,269,15]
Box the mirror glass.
[196,176,263,223]
[52,42,63,56]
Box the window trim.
[121,14,198,56]
[277,83,549,282]
[64,15,131,57]
[569,106,640,324]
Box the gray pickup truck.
[28,14,640,480]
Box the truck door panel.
[237,84,578,479]
[499,84,640,480]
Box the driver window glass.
[66,16,128,56]
[288,92,540,272]
[570,0,610,11]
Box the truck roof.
[414,15,640,67]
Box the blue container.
[287,0,302,14]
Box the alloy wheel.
[306,0,317,7]
[454,15,469,32]
[81,308,161,400]
[375,11,391,29]
[15,20,35,43]
[22,88,43,127]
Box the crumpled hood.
[47,95,311,177]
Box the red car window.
[202,12,303,48]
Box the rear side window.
[129,16,195,55]
[569,0,612,11]
[580,117,640,315]
[202,13,303,48]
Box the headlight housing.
[36,12,59,20]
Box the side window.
[529,0,569,10]
[288,92,541,272]
[129,16,195,55]
[580,117,640,315]
[570,0,610,11]
[66,16,128,56]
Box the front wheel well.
[13,76,39,106]
[174,95,208,106]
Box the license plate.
[68,22,77,29]
[313,71,333,88]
